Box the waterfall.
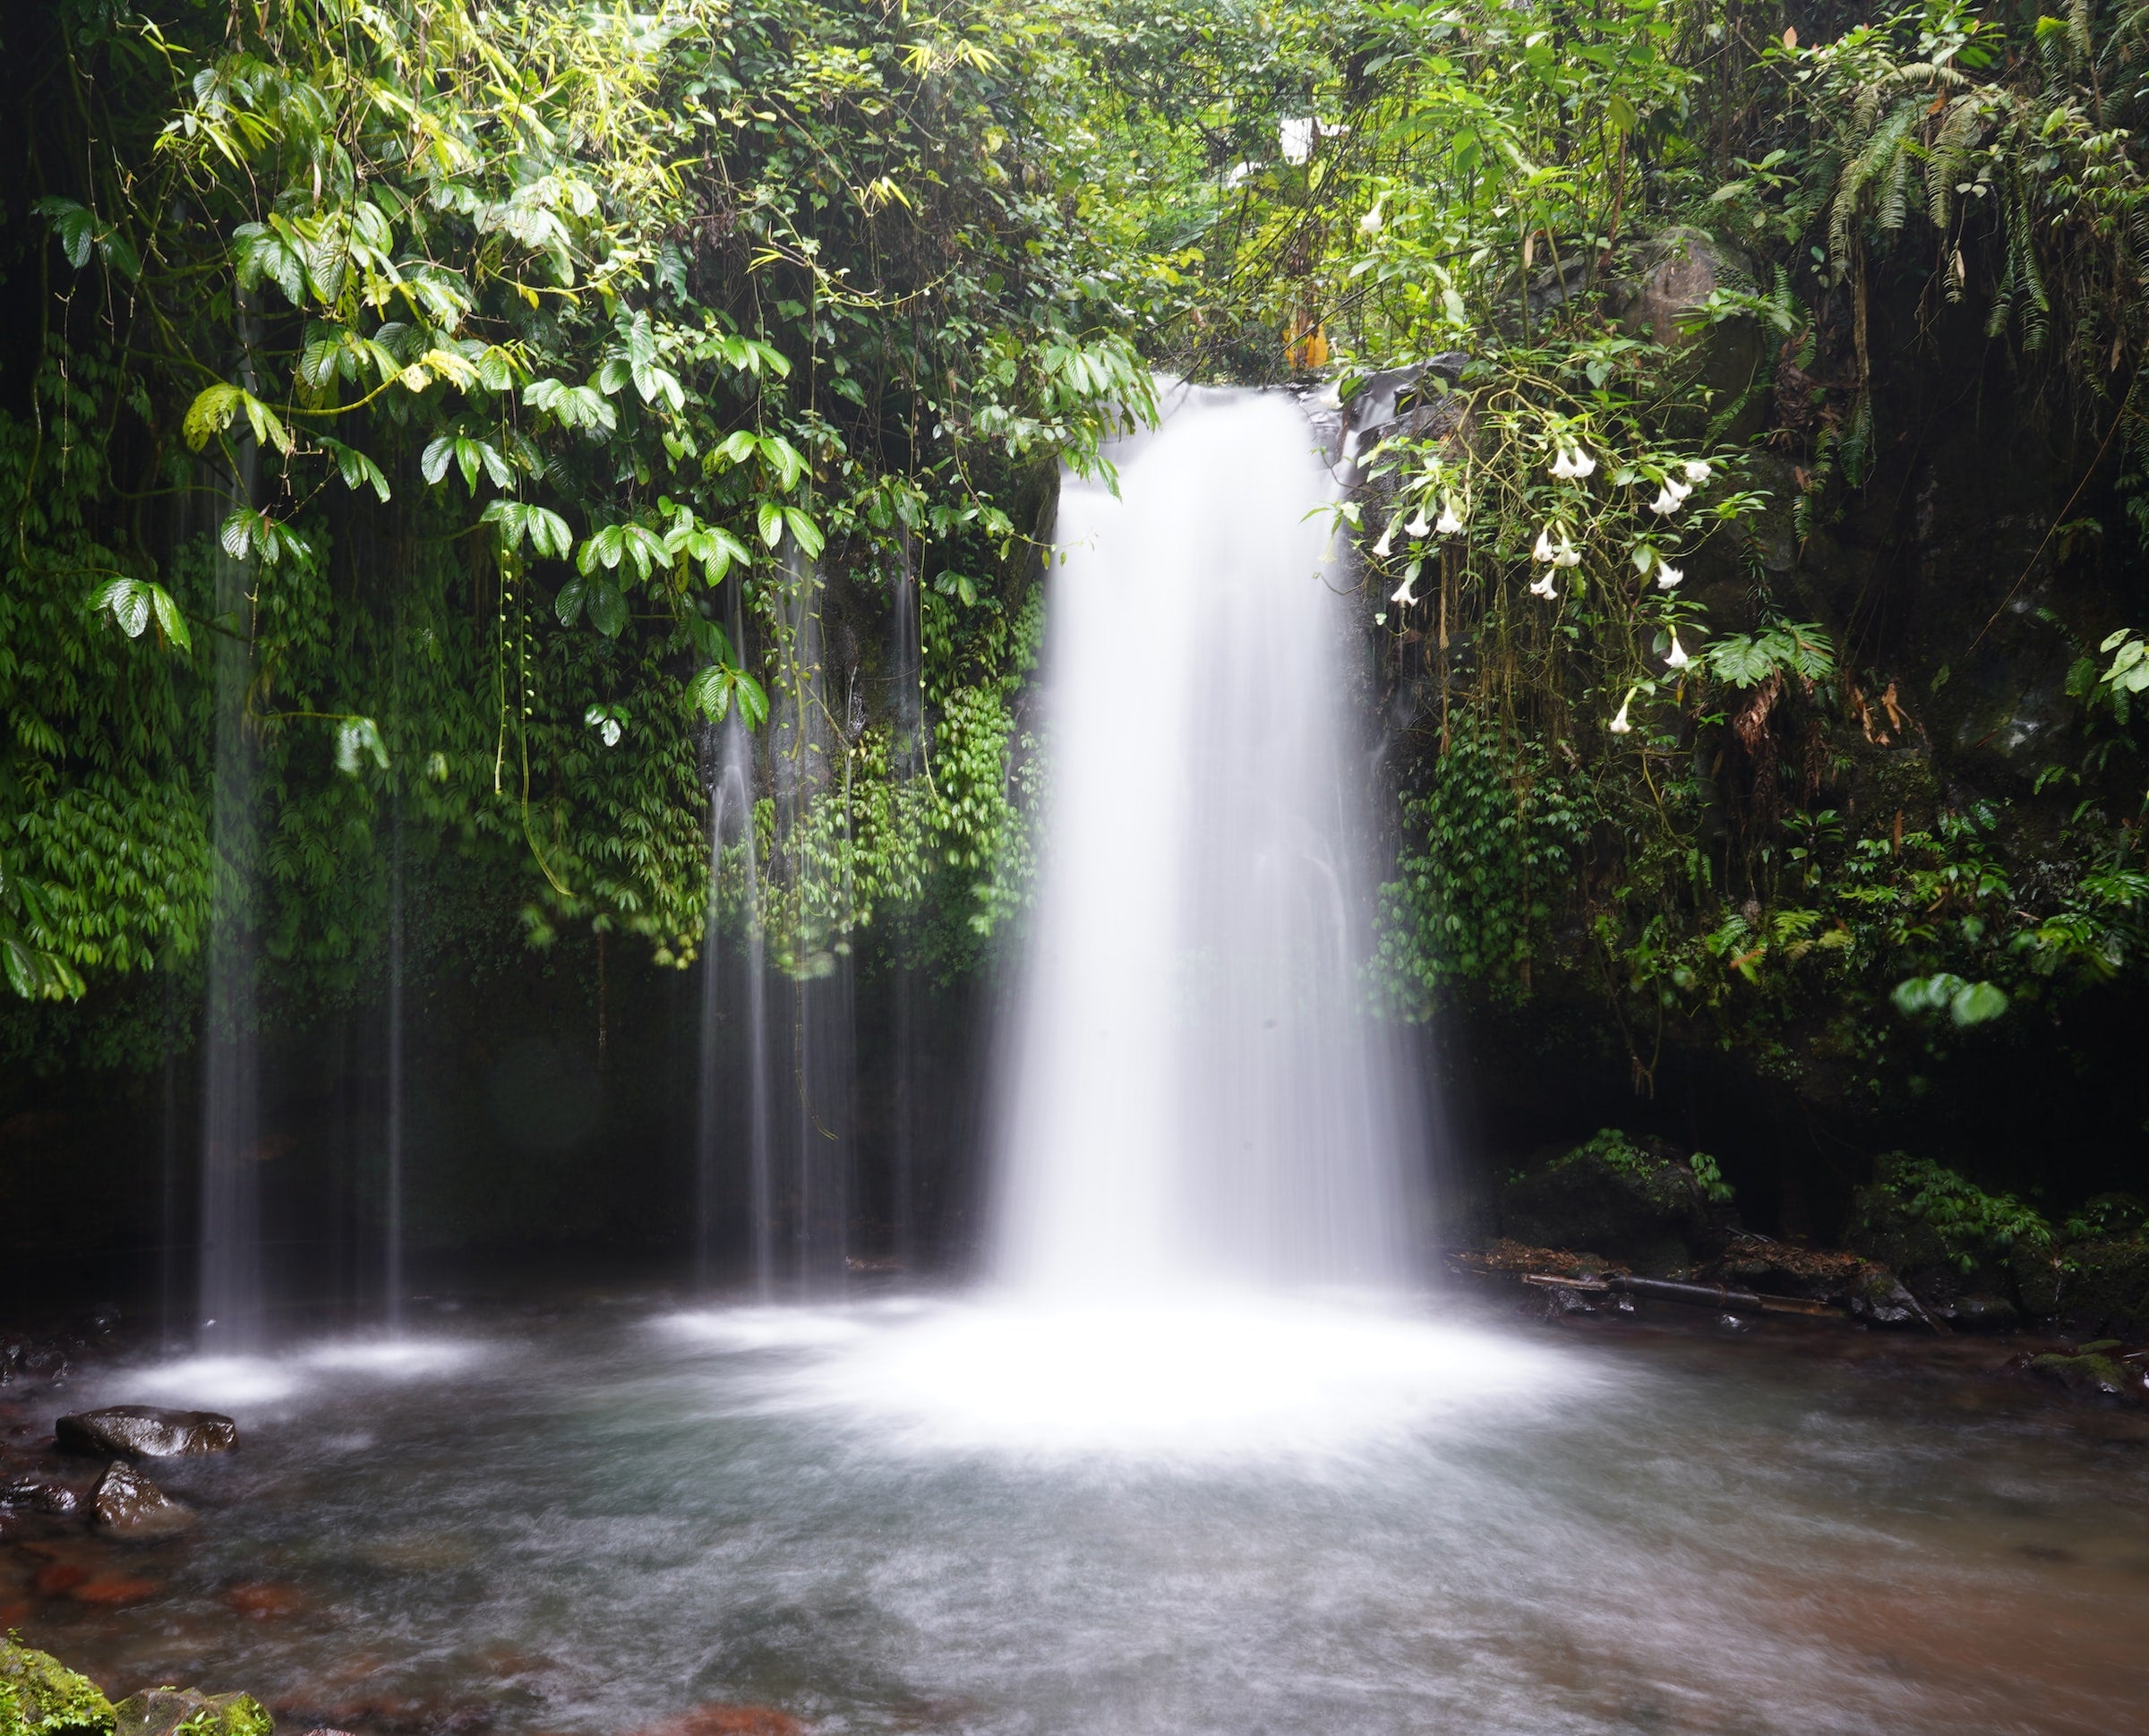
[696,709,775,1295]
[383,788,406,1328]
[888,546,923,1267]
[991,384,1419,1297]
[199,433,264,1347]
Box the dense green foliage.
[4,0,1143,1018]
[6,0,2149,1224]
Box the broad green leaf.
[554,575,587,627]
[1949,979,2008,1026]
[587,579,628,637]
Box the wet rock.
[1845,1266,1933,1330]
[225,1583,306,1620]
[68,1576,160,1608]
[91,1462,195,1539]
[1499,1131,1717,1276]
[1,1477,90,1518]
[0,1342,73,1390]
[32,1561,90,1598]
[0,1638,117,1736]
[2020,1348,2149,1404]
[1535,1285,1603,1322]
[112,1689,271,1736]
[56,1408,237,1460]
[1942,1293,2020,1332]
[1616,227,1750,346]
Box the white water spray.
[992,384,1420,1297]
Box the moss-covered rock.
[2060,1233,2149,1336]
[111,1689,270,1736]
[2024,1349,2148,1404]
[0,1642,116,1736]
[1499,1130,1724,1276]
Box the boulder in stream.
[90,1462,194,1539]
[112,1689,270,1736]
[56,1408,236,1460]
[2018,1344,2149,1404]
[0,1639,116,1736]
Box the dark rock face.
[2062,1234,2149,1336]
[56,1408,236,1460]
[90,1462,194,1539]
[111,1689,271,1736]
[0,1638,117,1736]
[1499,1132,1717,1275]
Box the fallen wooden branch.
[1521,1271,1842,1319]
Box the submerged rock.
[0,1640,116,1736]
[633,1706,806,1736]
[56,1408,236,1460]
[91,1462,194,1539]
[112,1689,270,1736]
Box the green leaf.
[758,500,784,548]
[322,438,392,502]
[149,584,192,651]
[34,197,97,269]
[183,384,244,451]
[554,575,587,627]
[586,579,629,638]
[94,577,150,637]
[1949,979,2008,1026]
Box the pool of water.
[7,1285,2147,1735]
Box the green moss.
[2026,1352,2139,1400]
[112,1689,271,1736]
[0,1642,116,1736]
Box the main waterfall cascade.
[993,383,1423,1297]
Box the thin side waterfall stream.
[35,393,2149,1736]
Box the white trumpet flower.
[1551,446,1597,481]
[1609,694,1633,734]
[1391,573,1420,607]
[1533,526,1556,562]
[1682,458,1712,484]
[1405,509,1432,539]
[1373,523,1395,558]
[1528,571,1558,600]
[1665,629,1691,671]
[1358,200,1385,235]
[1654,560,1685,591]
[1552,536,1581,569]
[1435,498,1464,536]
[1648,484,1687,516]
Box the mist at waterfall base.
[39,391,2149,1733]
